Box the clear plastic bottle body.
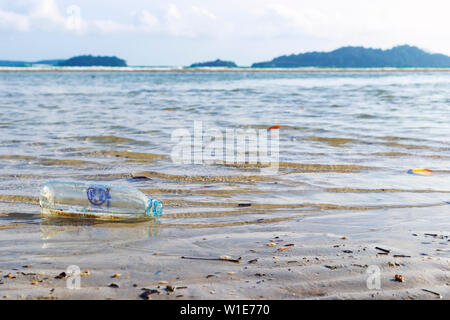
[39,181,162,220]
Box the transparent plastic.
[39,181,163,220]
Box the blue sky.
[1,0,449,66]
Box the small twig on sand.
[393,254,411,258]
[422,289,442,299]
[375,247,391,254]
[181,256,242,263]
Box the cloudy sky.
[1,0,449,66]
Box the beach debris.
[388,262,402,267]
[324,265,344,270]
[278,244,295,251]
[394,274,405,282]
[181,256,242,263]
[421,289,442,299]
[55,272,67,279]
[238,203,252,207]
[227,272,235,275]
[375,246,391,254]
[31,281,38,285]
[351,264,368,268]
[129,175,152,181]
[109,283,119,288]
[266,242,277,247]
[210,290,216,294]
[166,285,175,292]
[206,274,217,279]
[341,236,347,240]
[140,289,159,300]
[248,259,258,264]
[80,270,91,277]
[158,281,168,285]
[342,250,353,254]
[407,168,433,176]
[267,125,282,131]
[22,265,31,268]
[393,255,411,258]
[176,286,188,290]
[112,273,121,278]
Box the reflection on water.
[39,217,161,244]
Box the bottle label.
[86,186,111,207]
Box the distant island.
[252,45,450,68]
[58,55,127,67]
[0,55,126,67]
[189,59,237,68]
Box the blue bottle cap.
[147,199,163,217]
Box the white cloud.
[31,0,64,24]
[167,3,181,20]
[91,19,136,33]
[140,10,159,27]
[0,8,30,31]
[191,5,216,20]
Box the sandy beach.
[0,200,448,300]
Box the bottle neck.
[147,199,163,217]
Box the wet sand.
[0,203,448,300]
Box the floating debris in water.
[407,168,433,176]
[238,203,252,207]
[267,125,282,131]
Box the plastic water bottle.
[39,181,162,220]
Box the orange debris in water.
[408,169,433,176]
[267,125,282,131]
